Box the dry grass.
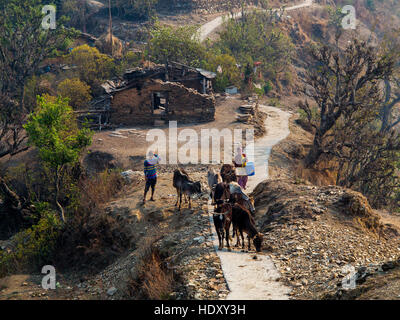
[294,161,337,186]
[127,233,177,300]
[140,251,175,300]
[78,170,124,213]
[54,171,132,273]
[289,6,330,38]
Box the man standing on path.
[143,151,161,204]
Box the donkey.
[220,164,237,183]
[173,169,202,210]
[214,202,233,251]
[231,203,263,252]
[207,168,222,200]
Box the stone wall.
[111,79,215,126]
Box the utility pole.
[108,0,113,57]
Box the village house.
[101,62,217,126]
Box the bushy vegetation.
[201,52,241,92]
[148,22,206,67]
[24,95,93,222]
[213,7,294,86]
[127,233,178,300]
[57,78,91,109]
[112,0,159,20]
[0,167,130,276]
[145,5,293,93]
[0,206,62,277]
[66,45,115,86]
[0,0,74,159]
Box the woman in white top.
[233,146,248,190]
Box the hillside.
[1,0,400,302]
[252,179,400,299]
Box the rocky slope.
[251,179,400,299]
[75,170,230,300]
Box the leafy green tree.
[215,7,293,82]
[57,78,91,109]
[24,95,92,222]
[0,0,72,158]
[148,22,206,67]
[202,53,241,92]
[66,44,115,86]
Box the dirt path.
[207,105,293,300]
[245,105,292,190]
[198,0,314,42]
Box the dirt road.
[208,105,293,300]
[198,0,314,42]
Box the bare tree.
[379,28,400,133]
[299,37,394,167]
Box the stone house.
[107,62,216,126]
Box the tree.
[215,5,293,82]
[111,0,158,20]
[299,36,400,209]
[57,78,91,109]
[202,53,241,92]
[148,22,206,67]
[298,38,394,168]
[66,44,115,86]
[24,95,92,222]
[379,28,400,133]
[0,0,72,159]
[61,0,90,32]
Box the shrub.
[366,0,376,11]
[264,80,273,94]
[127,234,177,300]
[0,206,62,277]
[253,85,265,97]
[54,170,131,273]
[202,52,240,92]
[215,8,293,84]
[148,22,206,67]
[57,78,91,109]
[66,45,115,86]
[116,51,143,76]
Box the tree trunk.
[54,168,65,223]
[305,130,324,168]
[0,176,22,210]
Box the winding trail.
[207,106,292,300]
[201,0,313,300]
[198,0,313,42]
